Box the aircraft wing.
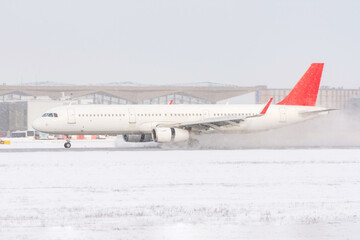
[157,98,273,131]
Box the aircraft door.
[202,110,210,120]
[128,108,136,124]
[67,108,76,124]
[279,107,287,123]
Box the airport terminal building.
[257,87,360,109]
[1,84,359,136]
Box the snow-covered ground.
[1,145,360,240]
[0,137,159,150]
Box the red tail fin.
[277,63,324,106]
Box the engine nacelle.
[152,127,190,143]
[123,134,153,142]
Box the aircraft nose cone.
[32,118,42,131]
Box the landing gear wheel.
[64,135,71,148]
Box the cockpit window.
[42,113,59,117]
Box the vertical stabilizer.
[277,63,324,106]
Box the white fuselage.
[32,104,327,135]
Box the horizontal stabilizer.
[300,108,337,117]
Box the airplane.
[32,63,332,148]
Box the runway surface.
[1,145,360,240]
[1,146,360,152]
[0,147,160,152]
[1,137,360,152]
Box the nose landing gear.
[64,135,71,148]
[64,141,71,148]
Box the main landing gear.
[64,135,71,148]
[188,138,200,149]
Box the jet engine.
[152,127,190,143]
[123,134,153,142]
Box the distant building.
[0,85,260,134]
[348,96,360,110]
[256,87,360,109]
[0,85,259,104]
[1,84,359,134]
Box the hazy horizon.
[1,0,359,88]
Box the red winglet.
[260,98,273,115]
[277,63,324,106]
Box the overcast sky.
[0,0,359,88]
